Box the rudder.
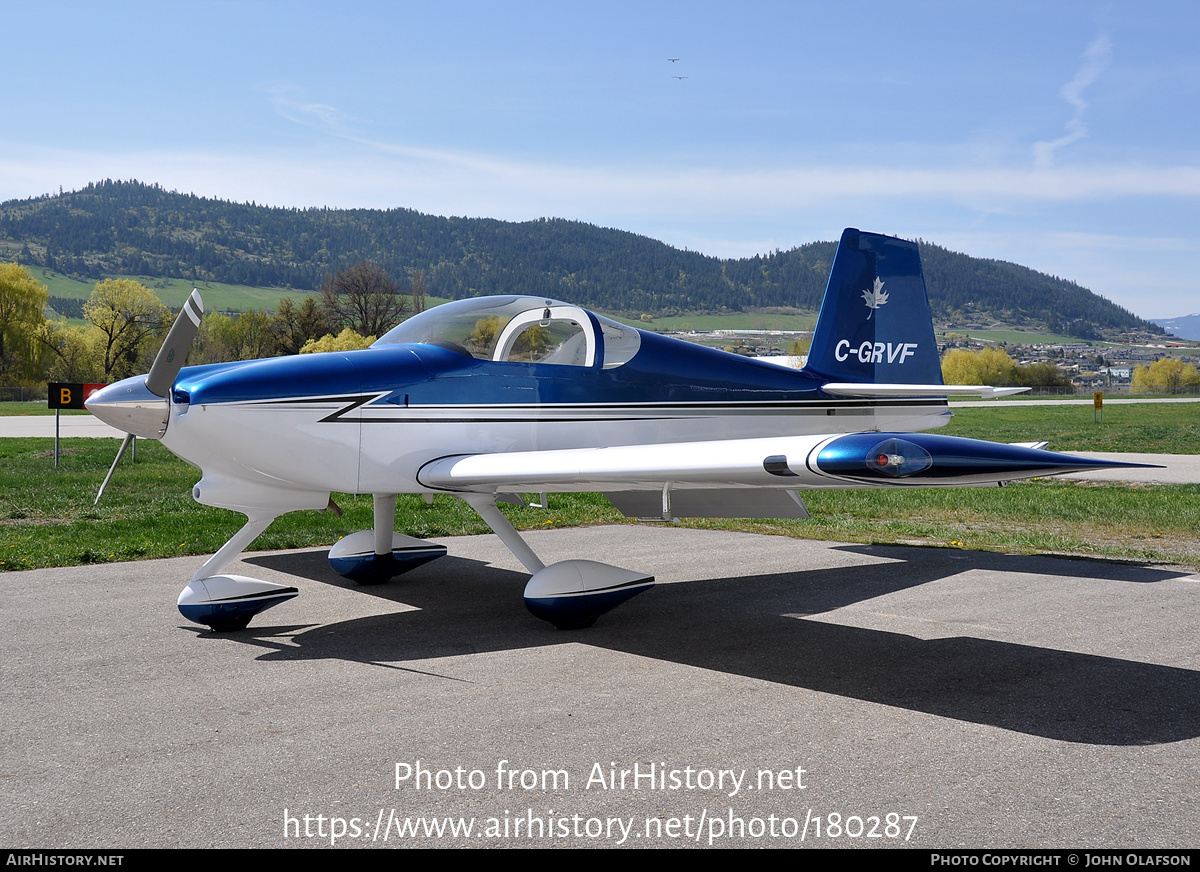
[802,228,941,385]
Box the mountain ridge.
[0,180,1161,340]
[1151,314,1200,341]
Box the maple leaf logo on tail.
[861,277,888,319]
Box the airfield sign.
[47,382,107,467]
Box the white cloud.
[3,138,1198,317]
[1033,34,1113,169]
[5,141,1200,218]
[266,85,364,139]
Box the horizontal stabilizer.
[822,383,1030,399]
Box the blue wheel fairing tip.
[328,545,448,583]
[524,580,654,630]
[178,587,298,632]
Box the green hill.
[0,180,1160,339]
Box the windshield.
[375,296,535,358]
[374,295,641,368]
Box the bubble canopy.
[373,295,641,369]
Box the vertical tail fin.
[802,229,941,385]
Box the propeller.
[147,289,204,397]
[91,289,204,504]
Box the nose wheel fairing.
[328,530,448,583]
[177,574,298,632]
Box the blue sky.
[3,1,1198,319]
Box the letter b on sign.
[49,382,84,410]
[49,382,106,410]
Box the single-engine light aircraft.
[87,229,1139,632]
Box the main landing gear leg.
[177,512,298,633]
[460,493,654,630]
[327,494,448,583]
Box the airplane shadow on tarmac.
[228,545,1200,747]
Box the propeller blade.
[94,432,134,505]
[145,289,204,398]
[92,291,202,504]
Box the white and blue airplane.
[87,229,1137,632]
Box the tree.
[941,347,1018,386]
[787,336,812,356]
[83,279,170,380]
[321,262,409,338]
[1132,358,1200,393]
[0,263,49,382]
[1013,361,1071,387]
[299,328,375,354]
[192,313,236,365]
[271,296,330,355]
[407,268,426,315]
[37,321,101,382]
[464,315,503,357]
[193,310,279,364]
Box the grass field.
[33,269,459,317]
[940,402,1200,453]
[940,328,1085,345]
[942,328,1200,353]
[2,397,1197,572]
[0,438,624,571]
[701,482,1200,566]
[31,269,317,313]
[0,402,89,416]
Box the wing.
[420,434,832,493]
[416,432,1143,521]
